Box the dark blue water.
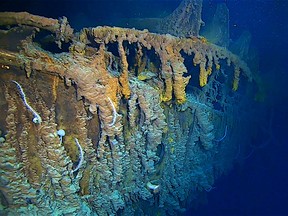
[1,0,288,215]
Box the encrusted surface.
[0,12,257,215]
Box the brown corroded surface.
[0,12,257,215]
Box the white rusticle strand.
[108,97,118,127]
[11,80,42,124]
[57,129,66,144]
[71,138,84,174]
[215,125,228,142]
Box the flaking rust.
[0,12,257,215]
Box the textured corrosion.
[0,12,257,215]
[157,0,204,37]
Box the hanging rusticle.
[0,11,259,216]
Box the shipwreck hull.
[0,12,256,215]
